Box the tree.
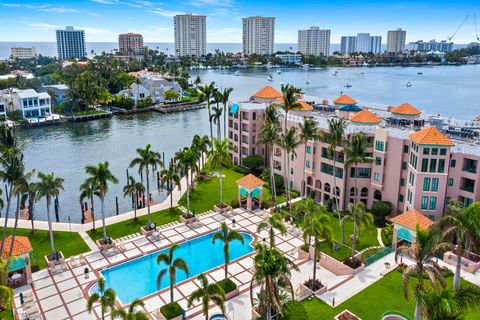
[80,179,100,231]
[123,176,145,221]
[219,87,233,140]
[160,163,181,211]
[259,105,281,200]
[395,227,450,320]
[36,172,64,257]
[299,117,318,198]
[242,155,264,176]
[344,133,373,204]
[111,299,148,320]
[279,84,301,130]
[0,258,13,313]
[371,201,392,224]
[341,202,373,261]
[207,139,232,206]
[84,162,118,242]
[210,105,223,140]
[192,134,210,170]
[20,178,38,233]
[198,82,216,145]
[188,273,226,320]
[279,126,299,212]
[176,147,199,216]
[297,198,321,246]
[194,76,201,87]
[257,213,286,248]
[164,90,179,101]
[212,222,245,279]
[156,244,189,304]
[129,144,162,228]
[87,277,116,320]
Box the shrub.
[242,155,265,175]
[113,95,134,110]
[326,198,333,212]
[282,300,308,320]
[273,174,285,194]
[217,278,237,294]
[260,200,269,209]
[232,165,249,174]
[381,223,393,246]
[371,201,392,225]
[160,302,183,320]
[231,199,239,209]
[164,90,180,101]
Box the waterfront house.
[10,88,52,118]
[39,84,69,105]
[117,83,150,105]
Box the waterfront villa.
[228,87,480,221]
[39,84,69,106]
[119,74,183,104]
[1,88,52,119]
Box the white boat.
[344,83,352,88]
[267,75,274,82]
[276,69,282,74]
[332,71,338,76]
[305,80,310,84]
[234,71,241,76]
[406,82,412,87]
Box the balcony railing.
[460,185,475,193]
[463,166,477,174]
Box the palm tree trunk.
[414,301,421,320]
[146,169,151,227]
[454,245,462,290]
[8,193,21,258]
[170,282,174,304]
[302,144,307,198]
[170,186,174,210]
[186,173,191,215]
[133,200,137,220]
[312,239,317,290]
[90,196,96,231]
[29,202,35,233]
[332,155,342,239]
[217,122,221,141]
[101,196,107,242]
[223,104,227,142]
[270,148,276,200]
[352,218,357,260]
[46,198,56,256]
[0,185,13,254]
[219,164,223,205]
[208,105,213,147]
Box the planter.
[95,239,113,251]
[334,310,361,320]
[214,204,232,213]
[251,308,261,320]
[301,281,327,297]
[225,288,240,300]
[298,246,310,260]
[179,215,197,224]
[44,251,64,268]
[140,225,154,236]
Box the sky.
[0,0,479,43]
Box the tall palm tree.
[344,133,373,204]
[259,105,281,200]
[111,299,148,320]
[207,139,232,206]
[299,117,318,198]
[279,126,299,211]
[210,105,223,140]
[257,213,287,248]
[123,176,145,221]
[297,198,322,247]
[441,201,480,290]
[87,277,116,320]
[20,179,38,233]
[188,273,226,320]
[36,172,64,257]
[129,144,162,228]
[0,258,13,313]
[176,147,199,216]
[219,87,233,140]
[192,135,210,170]
[341,202,373,261]
[157,244,189,304]
[160,163,181,210]
[279,84,300,130]
[250,243,298,320]
[212,222,245,279]
[80,179,100,231]
[395,227,450,320]
[198,82,216,144]
[84,162,118,242]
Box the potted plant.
[84,267,89,279]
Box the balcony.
[462,159,478,174]
[460,178,475,193]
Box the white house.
[117,83,150,105]
[0,99,7,119]
[11,89,52,119]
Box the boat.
[267,75,273,82]
[406,82,412,87]
[305,80,310,84]
[332,71,338,76]
[234,71,241,76]
[417,72,423,75]
[276,69,282,74]
[360,72,365,75]
[344,83,352,88]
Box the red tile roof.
[391,103,422,116]
[1,236,32,258]
[292,100,314,111]
[251,86,283,99]
[333,95,357,105]
[409,126,454,146]
[236,174,265,189]
[349,109,382,124]
[391,210,434,230]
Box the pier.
[152,101,205,113]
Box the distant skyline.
[0,0,479,44]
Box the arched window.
[307,176,313,186]
[324,183,331,193]
[335,187,340,196]
[315,179,321,189]
[361,187,369,198]
[350,187,357,197]
[374,190,382,201]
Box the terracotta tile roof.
[236,174,265,189]
[333,95,357,105]
[1,236,32,258]
[409,126,454,146]
[349,109,382,124]
[292,100,314,111]
[391,103,422,115]
[251,86,283,99]
[391,210,434,230]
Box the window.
[407,190,412,204]
[375,140,385,152]
[375,157,382,165]
[306,146,311,154]
[290,168,294,174]
[429,197,437,210]
[440,149,447,156]
[358,168,371,178]
[399,194,404,202]
[421,159,428,172]
[438,159,445,173]
[306,160,311,168]
[409,172,415,186]
[421,196,429,210]
[402,162,407,170]
[448,178,454,186]
[290,181,293,189]
[423,148,430,155]
[432,178,439,192]
[374,172,381,182]
[401,178,405,187]
[252,112,256,120]
[432,148,438,155]
[450,159,456,168]
[429,159,437,173]
[403,145,409,154]
[423,178,430,191]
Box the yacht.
[344,83,352,88]
[267,75,274,82]
[234,70,241,76]
[305,80,310,84]
[332,71,338,76]
[417,72,423,75]
[276,69,282,74]
[406,82,412,87]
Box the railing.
[460,185,475,193]
[364,245,393,266]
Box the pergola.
[390,210,433,249]
[236,174,265,211]
[1,236,34,287]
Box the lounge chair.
[152,309,163,320]
[59,258,69,271]
[68,256,78,268]
[118,243,127,252]
[79,255,87,266]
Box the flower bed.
[214,203,232,213]
[334,310,361,320]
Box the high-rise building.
[118,33,146,54]
[10,47,36,60]
[409,40,454,53]
[56,26,86,60]
[387,28,407,53]
[298,26,331,56]
[340,36,356,54]
[242,16,275,55]
[173,14,207,57]
[356,33,371,53]
[370,36,382,54]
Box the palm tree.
[80,179,100,231]
[279,126,299,211]
[257,213,287,248]
[160,163,180,210]
[279,84,300,130]
[87,277,116,320]
[219,87,233,140]
[0,258,13,313]
[192,135,211,170]
[299,117,318,198]
[84,162,118,242]
[207,139,232,206]
[111,299,148,320]
[344,133,373,204]
[395,227,450,320]
[212,222,245,279]
[129,144,162,228]
[123,176,145,221]
[210,105,223,140]
[176,147,199,216]
[20,179,38,233]
[297,198,322,247]
[341,202,373,261]
[46,88,58,106]
[156,244,189,304]
[250,243,298,320]
[198,82,216,144]
[36,172,64,257]
[441,201,480,290]
[188,273,226,320]
[259,105,281,201]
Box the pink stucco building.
[228,87,480,221]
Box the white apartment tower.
[174,14,207,57]
[387,28,407,53]
[356,33,371,53]
[370,36,382,54]
[242,16,275,55]
[56,26,86,60]
[340,36,356,54]
[298,26,331,56]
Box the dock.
[152,101,205,114]
[67,111,113,122]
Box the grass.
[0,310,13,320]
[0,228,90,270]
[316,241,352,262]
[302,270,478,320]
[178,168,283,214]
[73,109,107,117]
[87,207,182,242]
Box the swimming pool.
[100,231,254,304]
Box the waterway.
[14,64,480,222]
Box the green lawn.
[179,168,282,214]
[303,270,478,320]
[0,228,90,270]
[87,207,182,242]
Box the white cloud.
[190,0,235,7]
[150,8,183,18]
[90,0,119,4]
[26,23,62,30]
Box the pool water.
[101,231,254,304]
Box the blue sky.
[0,0,479,43]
